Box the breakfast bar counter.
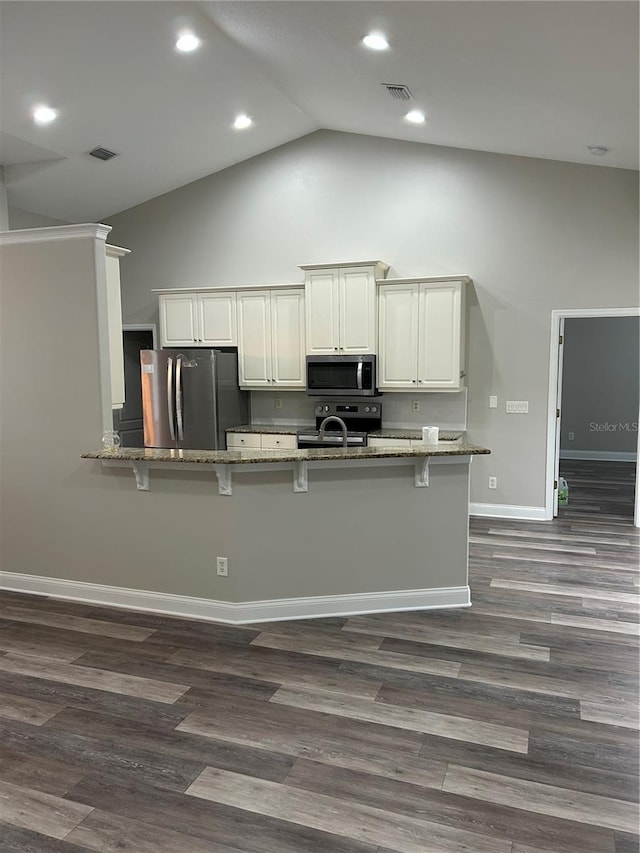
[82,441,487,465]
[82,441,489,495]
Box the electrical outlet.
[489,395,498,408]
[488,476,497,489]
[412,400,420,412]
[568,431,575,440]
[216,556,229,577]
[274,398,282,410]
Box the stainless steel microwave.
[305,354,379,397]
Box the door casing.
[545,307,640,526]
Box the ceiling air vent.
[382,83,412,101]
[87,146,118,162]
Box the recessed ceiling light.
[405,109,426,124]
[233,114,253,130]
[362,32,389,51]
[587,145,609,156]
[33,106,57,125]
[175,32,200,53]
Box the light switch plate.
[489,395,498,408]
[506,400,529,413]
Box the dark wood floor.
[0,461,638,852]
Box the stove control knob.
[316,405,323,414]
[325,405,330,412]
[364,406,370,413]
[371,405,378,413]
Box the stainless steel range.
[297,401,382,449]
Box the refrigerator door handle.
[166,357,176,441]
[176,355,184,441]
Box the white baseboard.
[0,572,470,624]
[470,503,547,521]
[559,450,637,462]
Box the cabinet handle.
[334,347,338,351]
[412,379,417,384]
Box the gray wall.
[560,317,639,457]
[107,130,639,509]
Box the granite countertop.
[82,443,489,465]
[226,424,463,440]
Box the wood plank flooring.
[0,459,637,852]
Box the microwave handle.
[356,361,363,391]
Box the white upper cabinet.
[237,288,305,389]
[159,291,237,347]
[301,261,389,355]
[378,277,468,392]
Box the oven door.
[305,355,377,396]
[297,431,368,450]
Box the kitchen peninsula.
[82,439,490,622]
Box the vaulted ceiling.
[1,1,637,223]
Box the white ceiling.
[1,1,637,224]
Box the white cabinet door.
[237,291,272,388]
[377,284,419,389]
[159,294,198,346]
[339,266,377,353]
[305,269,339,354]
[418,283,464,391]
[270,288,306,387]
[199,292,237,346]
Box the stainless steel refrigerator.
[141,348,249,450]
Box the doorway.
[545,308,640,526]
[112,325,156,447]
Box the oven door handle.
[356,361,363,391]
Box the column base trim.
[470,502,547,521]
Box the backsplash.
[375,389,467,430]
[250,389,467,430]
